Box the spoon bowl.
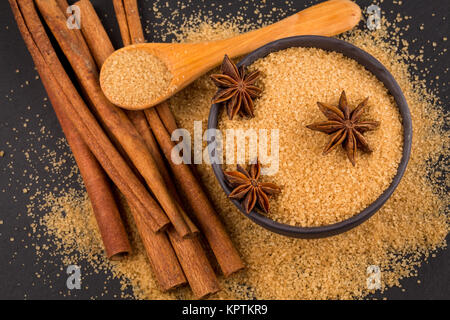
[100,0,361,110]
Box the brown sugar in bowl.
[207,36,412,238]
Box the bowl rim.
[207,35,412,238]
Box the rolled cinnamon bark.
[54,0,66,9]
[126,111,200,236]
[113,0,145,46]
[115,0,201,236]
[11,0,168,233]
[51,0,189,290]
[155,102,179,135]
[154,102,204,182]
[145,107,245,277]
[24,0,132,261]
[167,228,220,298]
[112,0,220,297]
[52,100,131,260]
[35,0,191,238]
[130,204,187,291]
[55,0,91,59]
[72,0,113,68]
[122,0,145,44]
[112,0,131,46]
[112,0,243,277]
[76,0,199,236]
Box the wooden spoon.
[100,0,361,110]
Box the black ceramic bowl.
[207,36,412,238]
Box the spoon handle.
[196,0,361,71]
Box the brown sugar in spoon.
[100,0,361,110]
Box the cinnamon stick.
[111,0,171,194]
[126,110,200,235]
[35,0,191,238]
[112,1,202,237]
[11,0,168,233]
[155,102,179,135]
[146,107,245,276]
[167,228,220,298]
[109,0,200,235]
[61,1,190,290]
[52,100,131,260]
[122,0,145,44]
[113,0,220,297]
[75,0,198,237]
[135,115,219,296]
[111,0,161,183]
[112,0,131,46]
[54,0,89,57]
[30,1,131,261]
[54,0,68,12]
[72,0,113,68]
[114,0,243,277]
[10,6,202,297]
[130,204,187,291]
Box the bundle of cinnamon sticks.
[9,0,243,298]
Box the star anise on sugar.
[210,54,262,120]
[306,91,380,166]
[224,161,281,214]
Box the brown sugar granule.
[35,190,188,299]
[100,49,172,107]
[169,21,448,299]
[24,10,448,300]
[219,47,403,227]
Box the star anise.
[306,91,380,166]
[224,161,281,214]
[210,54,262,120]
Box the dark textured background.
[0,0,448,300]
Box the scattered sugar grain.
[20,8,449,301]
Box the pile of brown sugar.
[219,47,404,226]
[27,14,448,299]
[170,22,449,299]
[100,49,172,107]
